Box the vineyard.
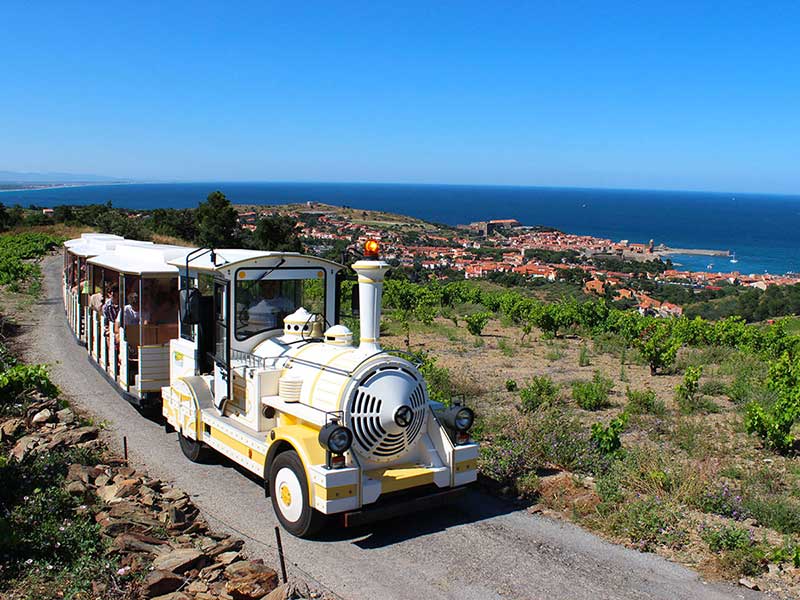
[0,232,63,293]
[379,278,800,595]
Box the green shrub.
[498,338,515,357]
[578,344,590,367]
[701,525,765,577]
[516,472,541,498]
[478,438,530,486]
[745,350,800,454]
[591,413,629,455]
[464,311,492,336]
[528,407,611,475]
[742,494,800,535]
[625,387,665,415]
[544,340,566,361]
[700,525,753,552]
[770,541,800,569]
[505,378,518,392]
[696,483,749,520]
[519,375,559,413]
[0,445,105,586]
[675,366,716,414]
[671,419,710,457]
[634,322,681,375]
[610,497,686,552]
[572,371,614,410]
[595,464,625,505]
[699,378,727,396]
[0,364,59,407]
[406,350,452,405]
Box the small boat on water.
[730,251,738,264]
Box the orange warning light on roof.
[364,239,380,258]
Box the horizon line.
[3,178,800,200]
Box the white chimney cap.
[323,324,353,346]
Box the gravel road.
[19,256,769,600]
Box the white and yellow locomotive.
[63,236,478,537]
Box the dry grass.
[382,314,800,598]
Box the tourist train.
[62,233,478,536]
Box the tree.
[95,210,151,240]
[196,191,238,248]
[150,208,198,241]
[251,215,303,252]
[0,203,12,232]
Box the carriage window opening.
[121,275,141,326]
[141,278,178,326]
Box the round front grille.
[347,366,427,463]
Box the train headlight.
[454,407,475,432]
[438,406,475,432]
[319,422,353,455]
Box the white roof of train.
[66,236,130,257]
[166,248,344,272]
[67,236,344,273]
[88,243,187,276]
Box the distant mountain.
[0,170,124,183]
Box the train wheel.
[268,450,325,538]
[178,431,208,463]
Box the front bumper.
[342,485,468,528]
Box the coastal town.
[237,202,800,317]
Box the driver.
[246,280,294,330]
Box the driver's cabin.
[166,249,345,428]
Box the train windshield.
[235,279,303,340]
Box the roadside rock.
[56,407,75,423]
[11,435,37,461]
[111,532,164,555]
[32,408,53,424]
[45,425,98,449]
[0,417,24,440]
[152,547,207,574]
[224,560,275,579]
[144,569,186,597]
[67,463,97,483]
[97,484,121,502]
[739,577,759,590]
[225,568,279,600]
[262,583,289,600]
[151,593,192,600]
[65,480,87,495]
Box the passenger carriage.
[62,236,478,537]
[86,244,186,406]
[62,233,124,343]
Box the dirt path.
[17,255,770,600]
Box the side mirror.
[351,283,360,317]
[180,288,201,324]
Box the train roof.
[167,249,345,272]
[87,244,186,276]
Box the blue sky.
[2,1,799,193]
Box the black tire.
[268,450,326,538]
[178,430,208,463]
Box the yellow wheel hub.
[279,483,292,506]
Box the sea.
[3,182,800,276]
